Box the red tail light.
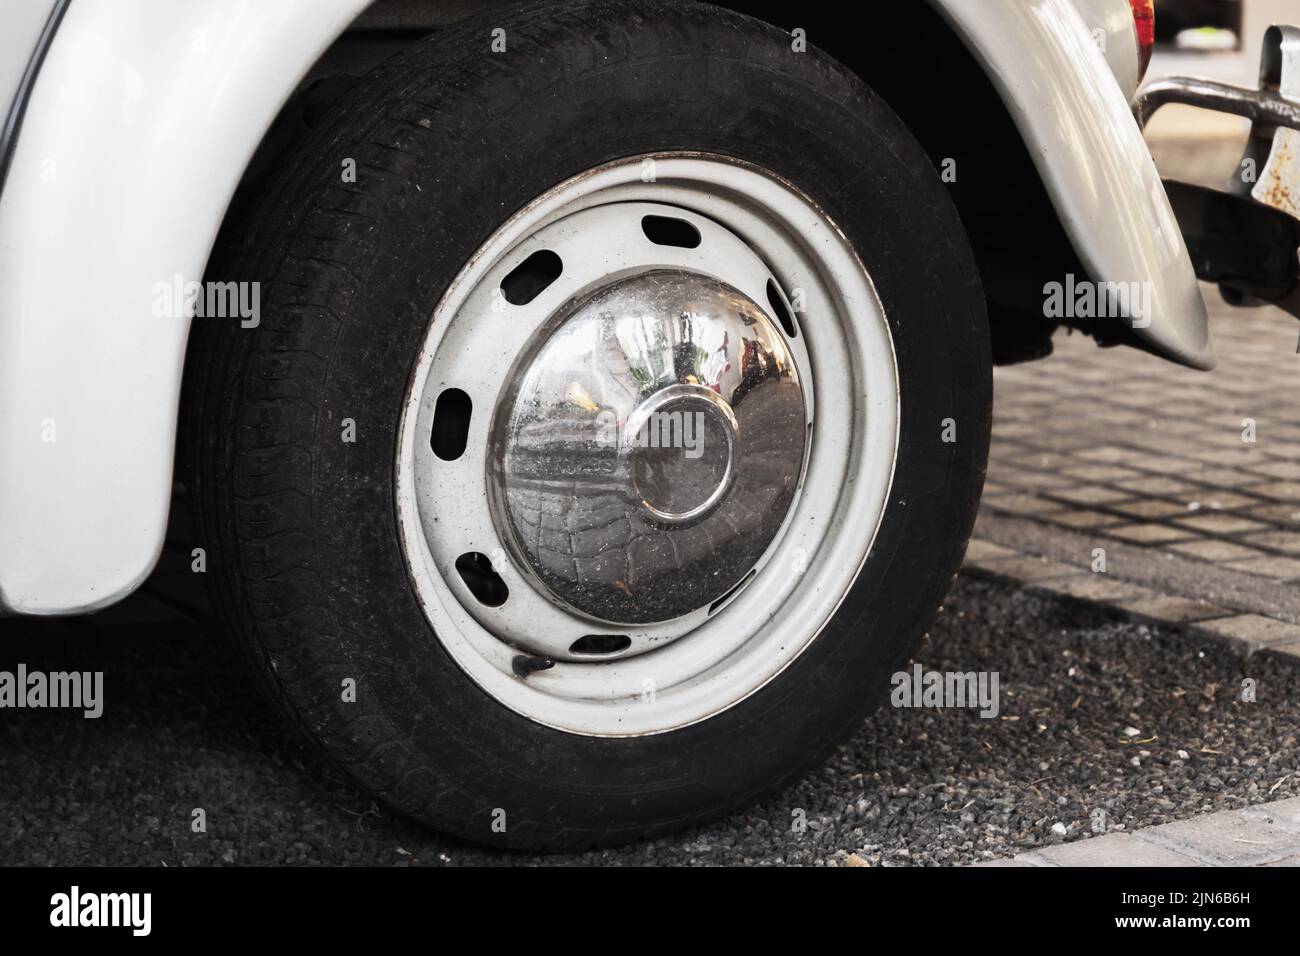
[1130,0,1156,81]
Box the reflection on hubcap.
[491,270,807,625]
[625,382,738,525]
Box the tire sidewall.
[231,1,990,844]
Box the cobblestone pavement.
[966,136,1300,668]
[960,136,1300,866]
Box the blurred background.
[1145,0,1292,141]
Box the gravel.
[1,574,1297,866]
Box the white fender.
[0,0,370,614]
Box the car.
[1,0,1296,851]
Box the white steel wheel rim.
[397,153,899,737]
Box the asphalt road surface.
[2,574,1297,866]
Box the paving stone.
[1224,556,1300,580]
[1263,425,1300,443]
[1076,446,1140,465]
[1064,464,1145,483]
[1117,593,1233,623]
[1246,503,1300,526]
[1108,499,1192,519]
[1047,510,1128,530]
[990,422,1040,439]
[1260,444,1300,462]
[1142,435,1215,457]
[977,556,1080,581]
[1003,470,1079,490]
[988,441,1031,462]
[1036,574,1151,603]
[1007,451,1078,471]
[1189,468,1267,489]
[1096,409,1152,422]
[1168,539,1264,563]
[1243,531,1300,555]
[1161,418,1212,435]
[1020,833,1200,867]
[1182,491,1262,510]
[1134,808,1300,865]
[1114,476,1197,496]
[1248,460,1300,481]
[1196,614,1300,649]
[963,539,1018,565]
[983,494,1067,517]
[1170,468,1237,489]
[1174,514,1270,535]
[1135,457,1205,476]
[1259,641,1300,664]
[1104,524,1196,545]
[1240,797,1300,834]
[970,858,1036,868]
[1245,482,1300,502]
[1050,487,1134,507]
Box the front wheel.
[186,0,991,850]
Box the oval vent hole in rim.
[569,634,633,656]
[501,249,563,305]
[766,278,798,339]
[709,568,757,615]
[455,552,509,607]
[431,388,472,461]
[641,215,702,249]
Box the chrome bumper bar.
[1134,25,1300,319]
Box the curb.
[973,796,1300,867]
[962,529,1300,666]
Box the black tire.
[185,0,991,851]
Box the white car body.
[0,0,1209,615]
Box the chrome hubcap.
[491,270,807,625]
[396,153,899,736]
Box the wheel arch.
[710,0,1211,371]
[0,0,373,615]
